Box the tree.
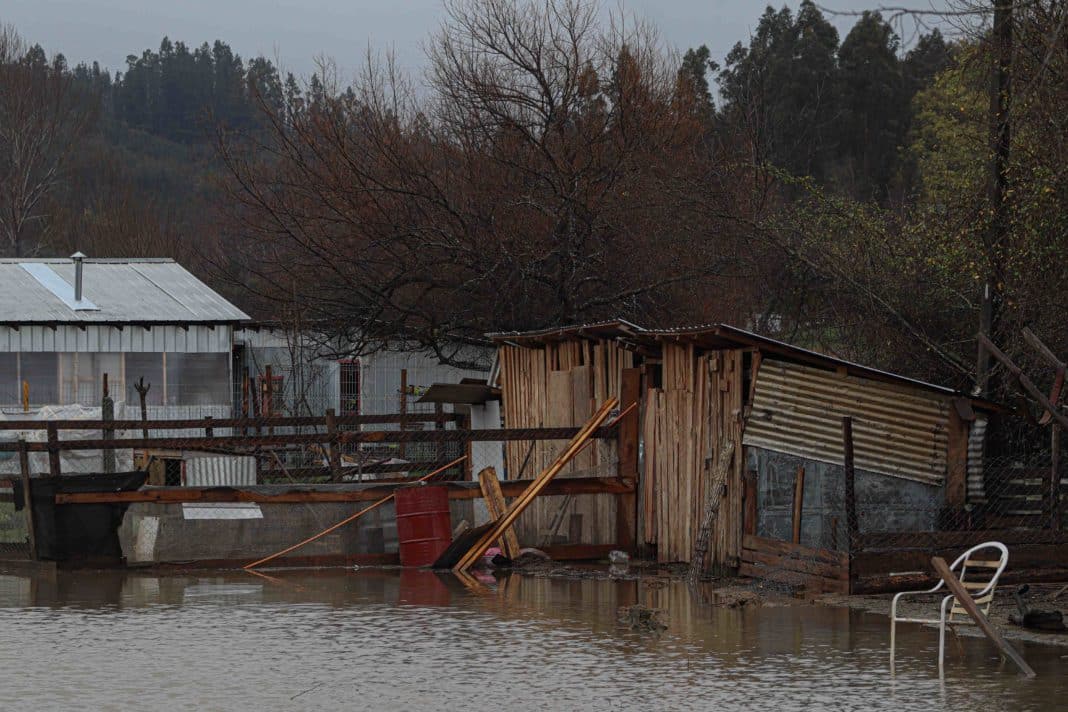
[215,0,748,364]
[0,26,96,257]
[835,11,907,199]
[716,3,839,182]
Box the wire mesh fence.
[740,446,1068,594]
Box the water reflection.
[0,567,1062,711]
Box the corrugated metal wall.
[743,359,949,485]
[184,455,257,486]
[0,325,232,353]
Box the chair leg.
[890,616,897,667]
[938,603,949,675]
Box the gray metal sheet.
[0,259,248,323]
[743,358,950,485]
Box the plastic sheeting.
[0,404,133,475]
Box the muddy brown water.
[0,567,1065,711]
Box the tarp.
[0,404,133,475]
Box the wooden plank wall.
[642,345,745,565]
[498,341,633,545]
[739,534,849,593]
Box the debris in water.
[608,550,630,565]
[617,604,668,631]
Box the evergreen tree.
[836,11,907,199]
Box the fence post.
[462,412,473,481]
[615,367,640,552]
[18,438,37,561]
[434,402,446,463]
[398,369,408,460]
[204,415,214,438]
[46,422,61,479]
[325,408,342,481]
[134,376,150,439]
[102,373,115,474]
[792,465,805,545]
[1053,423,1062,530]
[842,416,858,551]
[743,470,758,536]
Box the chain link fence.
[741,444,1068,595]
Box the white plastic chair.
[889,541,1009,673]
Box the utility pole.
[976,0,1013,396]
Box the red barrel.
[394,484,453,567]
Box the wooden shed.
[491,320,996,574]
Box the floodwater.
[0,567,1065,711]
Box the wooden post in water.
[18,438,37,560]
[478,467,520,558]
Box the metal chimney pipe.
[71,252,86,303]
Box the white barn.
[0,255,248,418]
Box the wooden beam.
[46,423,61,478]
[0,425,618,453]
[478,467,520,558]
[743,470,758,536]
[930,556,1036,678]
[843,417,858,550]
[54,476,635,505]
[792,465,805,545]
[0,412,467,432]
[979,333,1068,432]
[615,367,641,551]
[454,398,618,572]
[946,407,968,510]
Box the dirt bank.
[819,582,1068,648]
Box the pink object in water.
[482,547,502,562]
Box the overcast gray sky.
[2,1,953,80]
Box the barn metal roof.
[0,258,249,324]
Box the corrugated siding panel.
[0,325,231,353]
[967,415,988,502]
[184,455,257,486]
[743,359,949,485]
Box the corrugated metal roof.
[488,319,996,409]
[0,258,248,324]
[743,359,950,485]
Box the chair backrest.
[947,541,1009,621]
